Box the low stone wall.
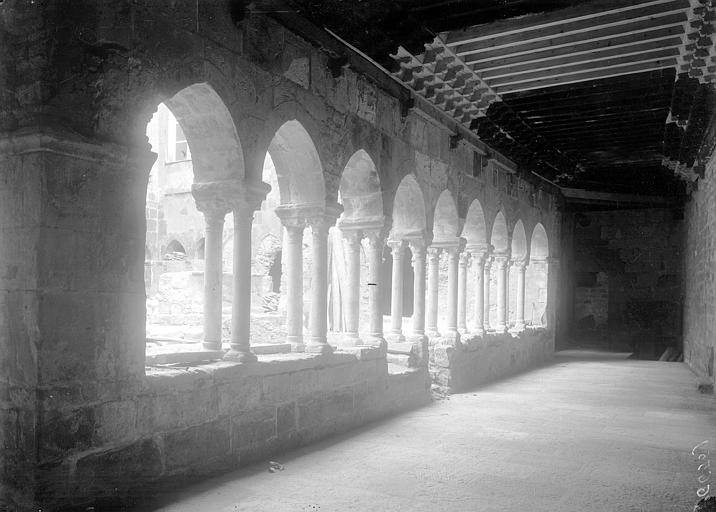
[36,348,431,510]
[430,328,554,393]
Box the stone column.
[199,208,227,351]
[471,251,486,335]
[426,247,441,337]
[457,251,470,334]
[494,254,509,333]
[483,257,492,331]
[446,246,460,336]
[512,260,527,332]
[307,216,333,355]
[409,239,427,338]
[364,230,386,346]
[225,208,257,361]
[341,229,362,344]
[387,240,406,342]
[283,224,305,352]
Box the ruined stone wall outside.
[684,151,716,382]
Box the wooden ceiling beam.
[509,90,672,112]
[451,8,688,57]
[480,41,683,80]
[525,110,668,129]
[461,25,685,66]
[520,102,670,120]
[444,0,684,45]
[486,49,679,87]
[493,59,677,94]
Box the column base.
[426,329,441,339]
[202,340,222,351]
[386,331,405,343]
[305,339,334,355]
[493,323,508,333]
[287,335,305,353]
[458,327,470,335]
[366,333,387,350]
[509,323,526,334]
[471,327,485,337]
[341,332,363,346]
[223,349,258,363]
[407,333,429,367]
[439,330,461,346]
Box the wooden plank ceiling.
[389,0,716,195]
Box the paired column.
[494,254,509,333]
[341,229,362,344]
[387,240,406,342]
[225,207,258,361]
[512,260,527,331]
[364,230,386,345]
[283,224,305,351]
[307,216,333,354]
[470,249,486,335]
[409,239,427,340]
[445,246,460,336]
[425,247,441,337]
[199,207,227,351]
[483,257,492,331]
[457,251,470,334]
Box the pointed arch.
[490,211,509,253]
[391,175,426,239]
[339,149,383,222]
[511,220,527,260]
[267,120,325,206]
[530,223,549,261]
[462,199,487,247]
[432,190,460,243]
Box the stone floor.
[138,350,716,512]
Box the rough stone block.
[163,417,231,472]
[276,402,297,436]
[232,406,276,450]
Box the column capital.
[408,239,427,266]
[192,179,270,217]
[427,246,442,258]
[458,251,471,267]
[341,228,363,248]
[363,229,387,249]
[387,239,406,257]
[274,203,323,229]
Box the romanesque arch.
[509,220,527,327]
[462,199,488,248]
[527,223,550,326]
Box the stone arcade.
[1,1,715,510]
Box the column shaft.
[495,256,508,332]
[446,247,459,334]
[284,225,304,351]
[365,231,385,344]
[342,230,362,344]
[388,240,405,341]
[409,241,426,336]
[483,259,492,330]
[472,254,485,334]
[457,252,469,333]
[202,210,225,351]
[307,220,332,354]
[514,262,527,331]
[226,209,257,361]
[426,247,441,337]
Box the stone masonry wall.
[0,2,560,509]
[568,208,683,358]
[684,151,716,384]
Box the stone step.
[387,342,415,355]
[387,352,418,368]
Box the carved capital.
[387,239,406,258]
[341,229,363,250]
[427,246,442,264]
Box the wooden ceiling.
[264,0,716,197]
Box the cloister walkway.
[140,351,715,512]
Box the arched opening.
[385,175,426,333]
[252,120,326,350]
[432,190,460,332]
[527,223,550,327]
[462,199,487,330]
[331,150,383,341]
[509,220,527,327]
[144,83,245,355]
[488,211,509,328]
